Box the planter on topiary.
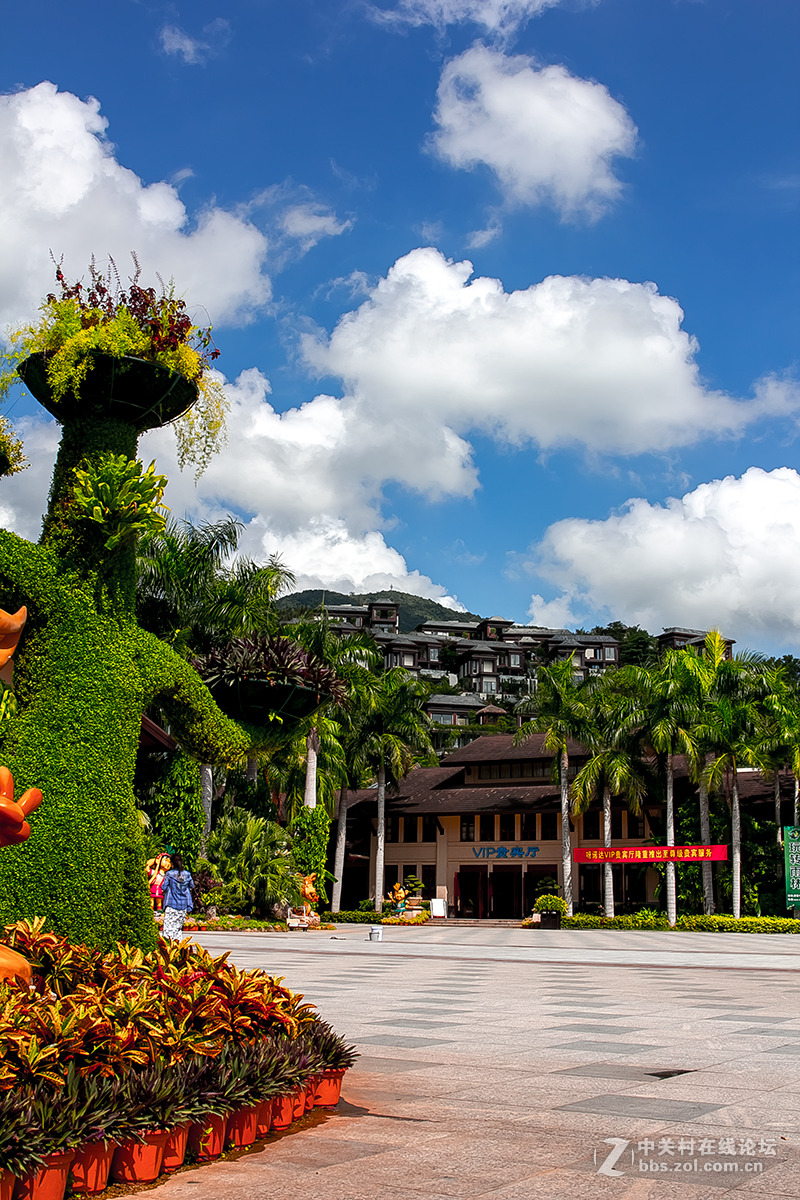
[210,679,321,729]
[18,352,198,432]
[531,893,567,931]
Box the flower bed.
[0,920,357,1195]
[319,910,432,926]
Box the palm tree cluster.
[516,631,799,924]
[134,518,436,914]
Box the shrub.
[533,894,568,915]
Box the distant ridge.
[276,589,483,634]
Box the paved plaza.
[151,927,800,1199]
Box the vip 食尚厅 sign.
[471,845,540,859]
[573,845,727,864]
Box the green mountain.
[276,589,483,634]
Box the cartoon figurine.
[0,765,42,983]
[287,873,321,931]
[387,881,409,915]
[146,852,171,912]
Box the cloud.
[302,247,799,468]
[430,44,637,220]
[526,468,800,648]
[160,19,231,66]
[279,203,353,252]
[0,82,270,329]
[374,0,586,36]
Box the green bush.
[556,911,800,933]
[533,894,568,915]
[290,805,332,902]
[205,806,301,916]
[320,911,380,924]
[148,752,206,866]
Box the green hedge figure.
[0,352,251,949]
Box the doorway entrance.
[455,865,488,918]
[492,865,522,918]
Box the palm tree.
[687,632,775,919]
[137,517,295,831]
[757,669,800,846]
[622,654,699,926]
[571,674,649,918]
[286,608,381,809]
[514,655,590,916]
[344,669,434,912]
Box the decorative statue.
[146,852,172,912]
[387,881,409,915]
[299,873,321,928]
[0,264,253,948]
[0,764,42,983]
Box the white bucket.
[369,926,383,941]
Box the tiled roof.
[442,734,587,763]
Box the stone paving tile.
[356,1034,459,1048]
[546,1022,643,1034]
[550,1039,667,1054]
[557,1093,726,1121]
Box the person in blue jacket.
[161,851,194,940]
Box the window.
[584,647,595,659]
[499,763,510,779]
[384,863,398,889]
[499,813,516,841]
[483,679,497,693]
[627,812,642,839]
[433,712,452,725]
[509,653,521,667]
[481,659,492,672]
[604,647,616,660]
[386,817,399,843]
[403,816,418,843]
[429,647,439,661]
[520,812,537,840]
[460,815,475,842]
[583,810,600,840]
[478,764,491,780]
[479,813,495,841]
[421,815,437,842]
[402,654,415,668]
[511,762,523,779]
[611,810,623,839]
[421,864,436,898]
[540,812,558,840]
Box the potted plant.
[303,1021,358,1108]
[1,257,226,473]
[532,893,568,930]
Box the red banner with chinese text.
[573,845,728,864]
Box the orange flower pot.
[0,1170,14,1200]
[314,1068,346,1107]
[69,1141,116,1194]
[292,1087,306,1120]
[162,1125,191,1173]
[186,1115,227,1162]
[110,1131,170,1184]
[13,1150,74,1200]
[225,1105,260,1149]
[255,1098,274,1138]
[270,1095,295,1131]
[304,1079,317,1113]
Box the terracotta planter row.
[3,1070,347,1199]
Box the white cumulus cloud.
[302,247,798,466]
[431,44,637,220]
[527,468,800,648]
[279,203,353,252]
[160,19,231,66]
[0,82,270,329]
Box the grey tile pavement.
[144,927,800,1199]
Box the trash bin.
[369,926,383,941]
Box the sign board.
[783,826,800,907]
[573,845,728,864]
[471,845,540,859]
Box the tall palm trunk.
[603,785,614,918]
[775,772,783,846]
[303,726,319,809]
[560,749,573,916]
[246,757,258,785]
[665,752,677,927]
[795,775,799,827]
[731,768,741,919]
[698,757,714,914]
[374,761,386,913]
[200,763,214,851]
[331,785,348,913]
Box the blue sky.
[0,0,798,652]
